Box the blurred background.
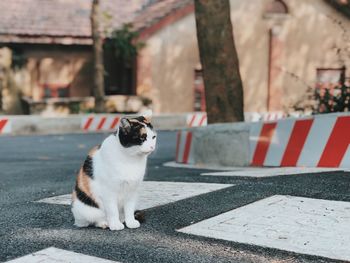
[0,0,349,120]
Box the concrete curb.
[176,123,250,167]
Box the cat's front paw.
[109,221,125,231]
[126,219,140,229]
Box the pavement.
[1,131,350,263]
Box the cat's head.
[117,110,157,155]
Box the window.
[41,83,70,98]
[103,47,136,96]
[265,0,288,15]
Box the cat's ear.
[120,118,131,132]
[142,109,153,122]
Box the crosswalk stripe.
[178,195,350,261]
[37,181,234,209]
[201,167,343,177]
[6,247,120,263]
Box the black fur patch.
[134,210,146,223]
[75,185,99,208]
[119,121,147,148]
[135,116,153,129]
[83,156,93,178]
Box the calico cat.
[71,111,157,230]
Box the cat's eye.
[140,134,147,141]
[152,135,156,139]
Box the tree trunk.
[0,47,23,114]
[0,70,3,112]
[194,0,244,123]
[2,69,23,114]
[91,0,105,113]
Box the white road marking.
[178,195,350,261]
[6,247,119,263]
[37,181,233,209]
[163,161,247,171]
[201,167,343,177]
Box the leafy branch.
[104,24,145,64]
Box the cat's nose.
[150,146,154,150]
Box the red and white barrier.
[176,113,350,168]
[188,111,287,126]
[81,115,120,132]
[0,118,11,134]
[250,114,350,168]
[187,112,207,127]
[261,112,286,121]
[176,130,194,164]
[245,112,287,122]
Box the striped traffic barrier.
[176,113,350,168]
[245,111,287,122]
[250,114,350,168]
[81,115,121,132]
[0,118,11,134]
[187,112,207,127]
[175,130,193,164]
[261,111,287,121]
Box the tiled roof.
[133,0,193,32]
[0,0,193,45]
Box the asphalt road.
[0,131,349,263]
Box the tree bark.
[0,70,3,112]
[0,47,23,114]
[91,0,105,113]
[194,0,244,123]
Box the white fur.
[141,109,152,119]
[71,125,157,230]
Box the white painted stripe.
[264,119,294,166]
[249,122,263,162]
[178,195,350,261]
[104,117,114,130]
[192,116,201,127]
[6,247,119,263]
[37,181,234,208]
[201,167,342,177]
[176,132,186,162]
[297,116,337,167]
[340,144,350,168]
[163,161,237,171]
[90,117,102,131]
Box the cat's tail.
[134,210,146,223]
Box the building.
[0,0,349,115]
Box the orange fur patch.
[144,117,151,123]
[76,168,94,200]
[88,145,100,157]
[140,127,147,135]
